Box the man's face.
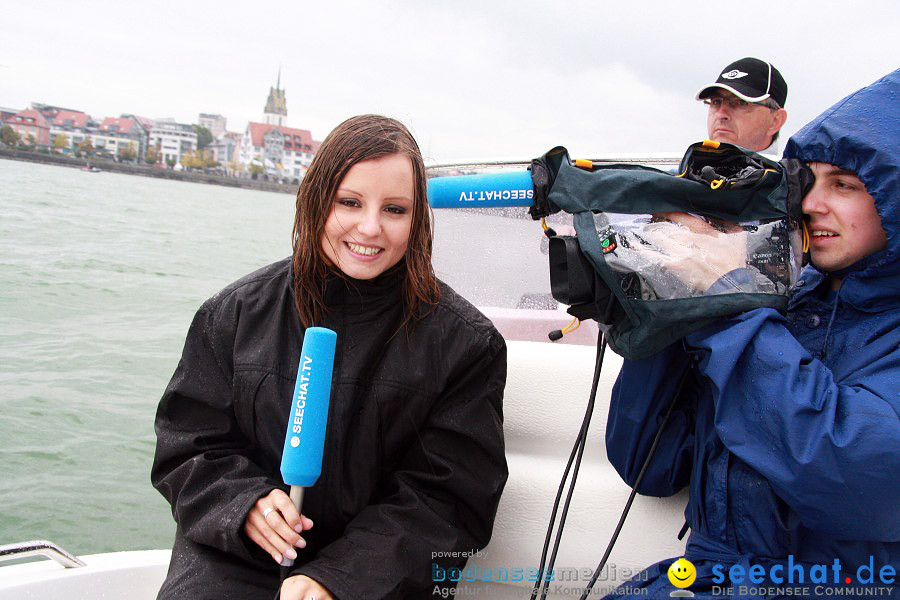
[706,90,786,151]
[802,163,887,273]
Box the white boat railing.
[426,155,682,171]
[0,541,85,569]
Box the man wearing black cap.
[696,57,788,154]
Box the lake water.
[0,158,551,556]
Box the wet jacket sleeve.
[685,307,900,541]
[151,303,277,563]
[295,331,509,599]
[606,343,696,497]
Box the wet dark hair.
[291,114,439,328]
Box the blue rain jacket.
[604,70,900,599]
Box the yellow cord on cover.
[561,317,581,335]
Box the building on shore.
[239,74,320,179]
[11,103,151,161]
[263,73,287,127]
[0,107,19,124]
[242,122,318,179]
[3,108,51,147]
[198,113,227,139]
[30,104,95,152]
[95,117,150,162]
[210,130,242,172]
[197,112,242,171]
[124,115,156,138]
[149,119,198,165]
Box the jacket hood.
[784,69,900,309]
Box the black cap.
[696,57,787,107]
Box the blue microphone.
[279,326,337,565]
[427,170,534,208]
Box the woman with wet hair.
[152,115,508,599]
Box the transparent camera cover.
[591,212,803,301]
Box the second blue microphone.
[428,170,534,209]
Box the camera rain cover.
[532,141,808,359]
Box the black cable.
[539,336,608,599]
[577,366,692,600]
[531,330,607,600]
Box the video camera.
[429,141,813,359]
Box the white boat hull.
[0,549,169,600]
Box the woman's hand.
[281,574,335,600]
[243,488,314,565]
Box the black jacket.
[152,259,508,599]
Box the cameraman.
[603,70,899,598]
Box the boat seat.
[460,311,688,598]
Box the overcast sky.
[2,0,897,163]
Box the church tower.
[263,69,287,126]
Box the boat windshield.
[428,158,679,310]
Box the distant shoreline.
[0,147,298,196]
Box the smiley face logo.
[667,558,696,589]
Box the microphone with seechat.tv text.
[279,326,337,567]
[427,170,534,209]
